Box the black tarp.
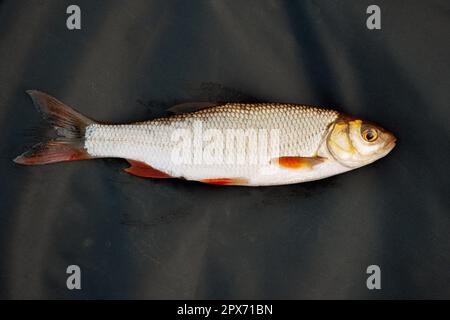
[0,0,449,299]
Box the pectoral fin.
[124,160,173,178]
[272,156,326,169]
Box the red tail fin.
[13,90,95,165]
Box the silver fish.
[14,91,396,186]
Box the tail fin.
[13,90,95,165]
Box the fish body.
[14,91,396,186]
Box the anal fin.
[124,160,173,178]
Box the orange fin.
[13,90,94,165]
[14,141,91,165]
[201,178,248,186]
[124,160,173,178]
[272,156,326,169]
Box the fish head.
[326,117,396,168]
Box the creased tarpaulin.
[0,0,449,299]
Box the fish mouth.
[382,136,397,155]
[371,135,396,160]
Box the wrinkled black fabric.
[0,0,449,299]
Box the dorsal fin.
[167,102,223,114]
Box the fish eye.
[362,127,378,142]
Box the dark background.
[0,0,449,299]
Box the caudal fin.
[13,90,95,165]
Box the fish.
[13,90,396,186]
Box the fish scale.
[84,103,340,184]
[15,91,396,186]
